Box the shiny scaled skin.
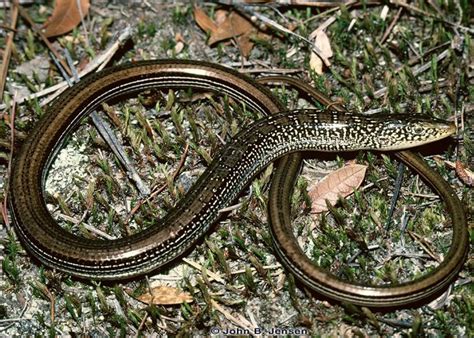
[10,60,468,308]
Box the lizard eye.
[407,124,425,135]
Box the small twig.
[0,27,132,111]
[238,67,304,74]
[0,2,18,101]
[0,298,29,331]
[390,0,474,34]
[405,192,439,199]
[367,47,451,102]
[134,312,149,338]
[1,94,17,229]
[50,52,73,86]
[0,24,18,32]
[56,213,117,240]
[407,230,440,262]
[238,5,331,67]
[143,0,158,13]
[76,0,90,48]
[0,317,31,324]
[375,317,412,329]
[32,281,56,323]
[405,41,450,67]
[218,202,243,213]
[379,7,402,44]
[210,300,256,336]
[91,113,151,196]
[17,4,72,76]
[308,16,336,40]
[125,144,189,223]
[49,42,151,197]
[303,0,382,24]
[427,0,443,16]
[385,162,405,230]
[183,258,226,284]
[411,48,450,77]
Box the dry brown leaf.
[455,160,474,186]
[237,32,254,58]
[43,0,90,37]
[433,156,474,186]
[208,12,254,45]
[215,9,228,25]
[194,8,257,58]
[137,285,193,305]
[308,164,367,213]
[193,6,218,34]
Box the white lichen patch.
[45,143,89,196]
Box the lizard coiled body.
[10,60,468,307]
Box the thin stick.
[367,47,451,101]
[384,162,405,230]
[0,3,18,102]
[56,213,117,240]
[0,24,17,32]
[16,4,73,76]
[55,50,151,196]
[379,7,402,44]
[0,298,29,332]
[0,95,17,229]
[390,0,474,34]
[91,113,151,196]
[238,5,331,67]
[76,0,90,48]
[238,67,304,74]
[0,27,132,110]
[125,144,190,223]
[221,0,352,7]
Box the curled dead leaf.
[433,156,474,186]
[308,164,367,213]
[207,11,254,46]
[43,0,90,38]
[309,30,333,75]
[193,6,218,34]
[309,51,324,76]
[194,7,256,58]
[137,285,193,305]
[455,160,473,186]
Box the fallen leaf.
[215,9,228,25]
[309,30,333,75]
[193,6,218,35]
[174,41,184,54]
[194,7,260,58]
[308,164,367,213]
[137,285,193,305]
[433,156,474,186]
[315,31,333,59]
[309,51,324,75]
[455,160,474,186]
[175,32,185,43]
[43,0,90,37]
[237,32,254,58]
[208,11,254,46]
[380,5,389,21]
